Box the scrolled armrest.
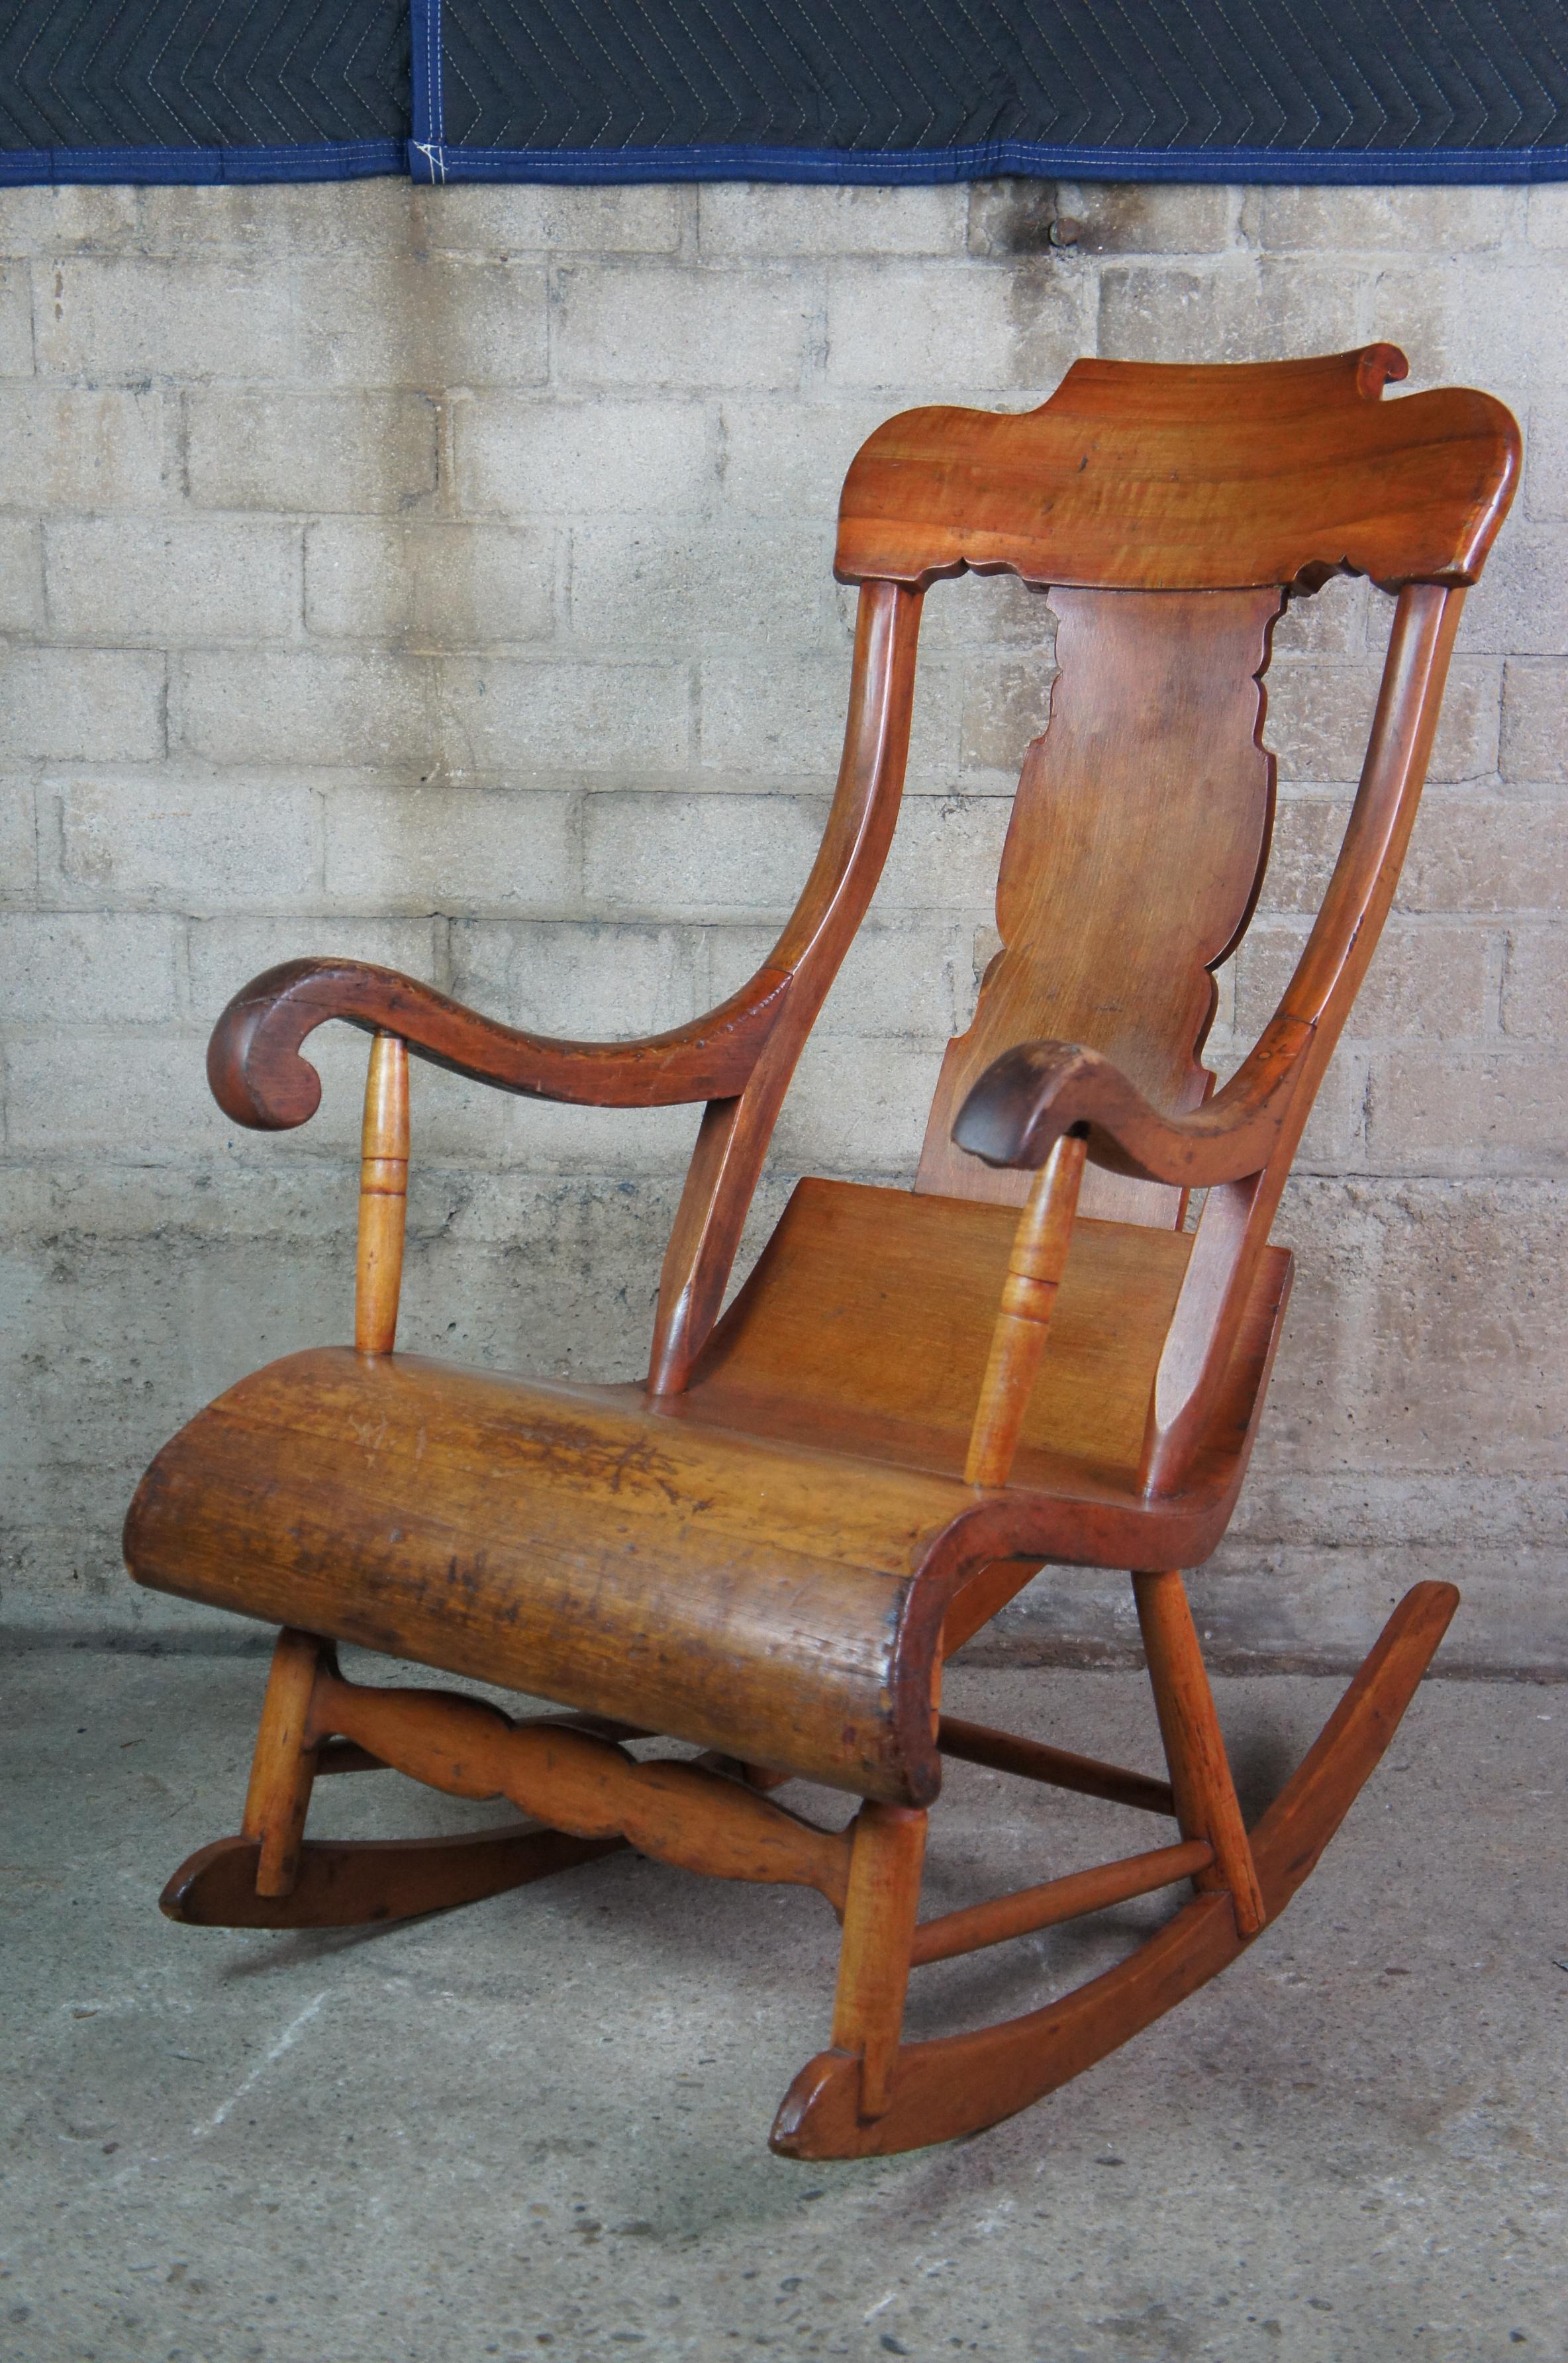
[207,956,791,1132]
[952,1015,1316,1190]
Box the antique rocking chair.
[125,346,1517,2158]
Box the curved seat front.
[123,1347,986,1805]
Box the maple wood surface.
[126,1190,1293,1807]
[125,345,1516,2160]
[161,1825,626,1929]
[917,586,1282,1221]
[772,1582,1459,2157]
[836,348,1518,594]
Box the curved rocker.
[162,1824,627,1930]
[772,1581,1457,2158]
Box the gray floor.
[3,1650,1563,2363]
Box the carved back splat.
[917,587,1282,1225]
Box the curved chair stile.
[123,346,1518,2158]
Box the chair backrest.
[834,345,1518,1231]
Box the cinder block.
[56,776,317,909]
[699,648,961,789]
[295,256,548,389]
[0,183,141,256]
[772,1032,944,1175]
[0,913,182,1022]
[124,180,418,260]
[0,517,43,631]
[0,259,32,373]
[569,517,835,648]
[186,391,438,514]
[1255,795,1349,915]
[455,397,714,517]
[1528,184,1568,248]
[969,179,1235,258]
[875,793,1012,913]
[1249,185,1514,252]
[718,399,893,517]
[1500,925,1568,1039]
[700,184,965,258]
[1500,658,1568,783]
[1234,918,1492,1040]
[415,183,681,256]
[1271,575,1370,660]
[959,656,1057,775]
[556,264,817,391]
[699,652,850,780]
[44,518,300,645]
[1456,525,1568,657]
[1367,1048,1568,1170]
[0,777,36,897]
[34,258,295,382]
[322,785,579,915]
[187,916,442,1018]
[0,384,173,509]
[581,789,827,915]
[1267,656,1498,785]
[448,919,708,1036]
[705,914,960,1038]
[436,657,691,775]
[3,1030,232,1156]
[1399,795,1568,912]
[826,259,1088,391]
[1099,259,1352,366]
[305,519,556,646]
[812,919,963,1038]
[0,649,164,764]
[1365,258,1551,389]
[176,649,431,769]
[1523,401,1568,523]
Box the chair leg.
[1132,1570,1265,1938]
[830,1802,927,2120]
[241,1628,328,1899]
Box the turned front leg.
[830,1802,927,2120]
[356,1032,409,1354]
[242,1628,330,1898]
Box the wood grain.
[355,1032,407,1356]
[836,348,1518,593]
[830,1803,927,2118]
[240,1627,324,1899]
[1134,1570,1265,1937]
[771,1582,1459,2157]
[303,1668,855,1908]
[965,1132,1087,1487]
[161,1825,626,1929]
[909,1838,1212,1967]
[938,1715,1175,1817]
[918,586,1283,1224]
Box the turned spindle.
[964,1131,1087,1488]
[356,1032,408,1355]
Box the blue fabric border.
[408,0,446,182]
[0,139,405,187]
[422,135,1568,189]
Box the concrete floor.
[2,1650,1563,2363]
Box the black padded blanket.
[5,0,1567,185]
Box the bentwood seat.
[125,346,1518,2158]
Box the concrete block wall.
[1,175,1563,1671]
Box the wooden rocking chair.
[125,346,1517,2158]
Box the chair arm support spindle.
[356,1033,409,1356]
[965,1132,1087,1489]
